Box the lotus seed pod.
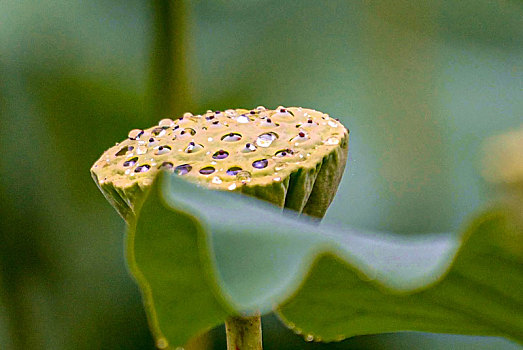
[91,107,349,220]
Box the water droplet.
[256,132,278,147]
[184,142,203,153]
[151,127,166,137]
[208,137,213,142]
[271,109,294,122]
[305,334,314,342]
[228,183,237,190]
[125,169,131,175]
[180,128,196,136]
[235,171,252,183]
[199,166,215,175]
[241,143,257,153]
[328,120,338,128]
[325,137,339,145]
[115,145,134,157]
[256,105,266,111]
[135,164,151,173]
[236,115,250,123]
[159,118,174,128]
[273,177,281,182]
[174,164,192,175]
[212,150,229,159]
[221,133,242,142]
[156,337,168,349]
[226,167,242,176]
[212,176,222,184]
[155,145,172,155]
[275,149,294,157]
[183,112,193,118]
[291,131,309,143]
[136,146,148,155]
[123,157,138,167]
[225,109,236,116]
[128,129,144,140]
[252,159,268,169]
[159,162,173,170]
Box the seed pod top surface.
[91,106,349,219]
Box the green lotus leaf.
[128,173,522,348]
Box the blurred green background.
[1,0,521,349]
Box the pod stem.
[225,315,263,350]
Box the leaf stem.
[225,315,263,350]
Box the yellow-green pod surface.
[91,106,349,220]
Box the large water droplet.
[151,127,166,137]
[226,167,242,176]
[221,133,242,142]
[155,145,172,155]
[235,171,252,183]
[184,142,203,153]
[211,176,222,184]
[305,334,314,342]
[174,164,192,175]
[256,132,278,148]
[123,157,138,167]
[199,166,215,175]
[115,146,134,157]
[135,164,151,173]
[212,150,229,159]
[228,183,237,190]
[252,159,268,169]
[128,129,144,140]
[328,120,338,128]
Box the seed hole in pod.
[159,162,173,170]
[184,142,204,153]
[123,157,138,167]
[226,167,242,176]
[236,170,252,183]
[128,129,144,140]
[180,128,196,136]
[256,132,278,147]
[115,145,134,157]
[155,145,172,155]
[236,115,250,123]
[174,164,192,175]
[206,115,215,120]
[151,127,166,137]
[252,159,268,169]
[221,133,242,142]
[199,166,215,175]
[275,149,294,157]
[241,143,257,153]
[159,118,174,128]
[135,164,151,173]
[212,150,229,159]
